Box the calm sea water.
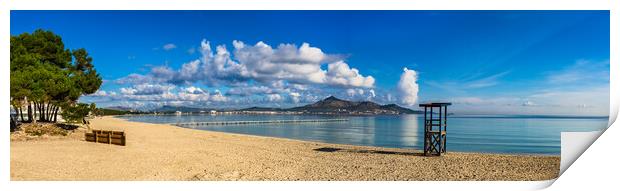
[117,114,609,155]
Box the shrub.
[22,123,68,136]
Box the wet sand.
[10,116,559,181]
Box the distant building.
[175,111,182,115]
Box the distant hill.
[288,96,422,114]
[109,96,422,115]
[105,106,133,111]
[98,108,131,115]
[239,107,284,112]
[97,108,150,115]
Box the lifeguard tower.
[419,103,451,156]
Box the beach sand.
[10,116,559,181]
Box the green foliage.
[95,108,130,116]
[61,103,92,124]
[10,29,103,123]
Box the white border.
[2,0,617,191]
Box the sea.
[117,114,609,155]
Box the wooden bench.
[85,130,126,146]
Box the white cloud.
[225,85,283,96]
[105,39,385,109]
[114,73,153,84]
[427,70,509,93]
[125,39,375,89]
[450,97,485,105]
[181,86,206,94]
[90,90,108,97]
[209,90,228,102]
[464,71,509,88]
[163,43,177,51]
[369,89,376,98]
[529,86,608,109]
[325,61,375,88]
[120,84,175,95]
[265,94,283,102]
[177,60,201,82]
[289,92,301,103]
[522,100,537,107]
[150,66,176,82]
[397,67,419,106]
[546,59,609,84]
[346,89,357,97]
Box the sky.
[10,11,610,115]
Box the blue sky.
[11,11,610,115]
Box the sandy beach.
[10,116,559,181]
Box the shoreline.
[11,116,560,181]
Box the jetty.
[174,118,349,127]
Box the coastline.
[11,116,560,181]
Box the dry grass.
[11,123,84,141]
[22,123,69,136]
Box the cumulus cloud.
[103,39,385,109]
[397,67,419,106]
[90,90,108,97]
[289,92,301,103]
[163,43,177,51]
[265,94,283,102]
[115,73,154,85]
[121,39,375,89]
[120,84,175,95]
[182,86,206,94]
[226,85,282,96]
[325,61,375,88]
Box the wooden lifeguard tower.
[419,103,451,156]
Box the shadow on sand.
[56,123,81,130]
[313,147,425,156]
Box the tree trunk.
[37,102,41,121]
[41,102,45,122]
[45,103,49,121]
[50,105,57,122]
[39,102,44,121]
[27,102,33,123]
[53,106,59,122]
[44,102,49,122]
[46,104,52,122]
[50,104,55,122]
[33,102,37,121]
[39,102,45,122]
[11,104,17,120]
[19,106,24,122]
[30,102,37,124]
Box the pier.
[174,118,349,127]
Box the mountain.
[289,96,355,112]
[117,96,422,115]
[105,106,134,111]
[289,96,422,114]
[239,107,284,112]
